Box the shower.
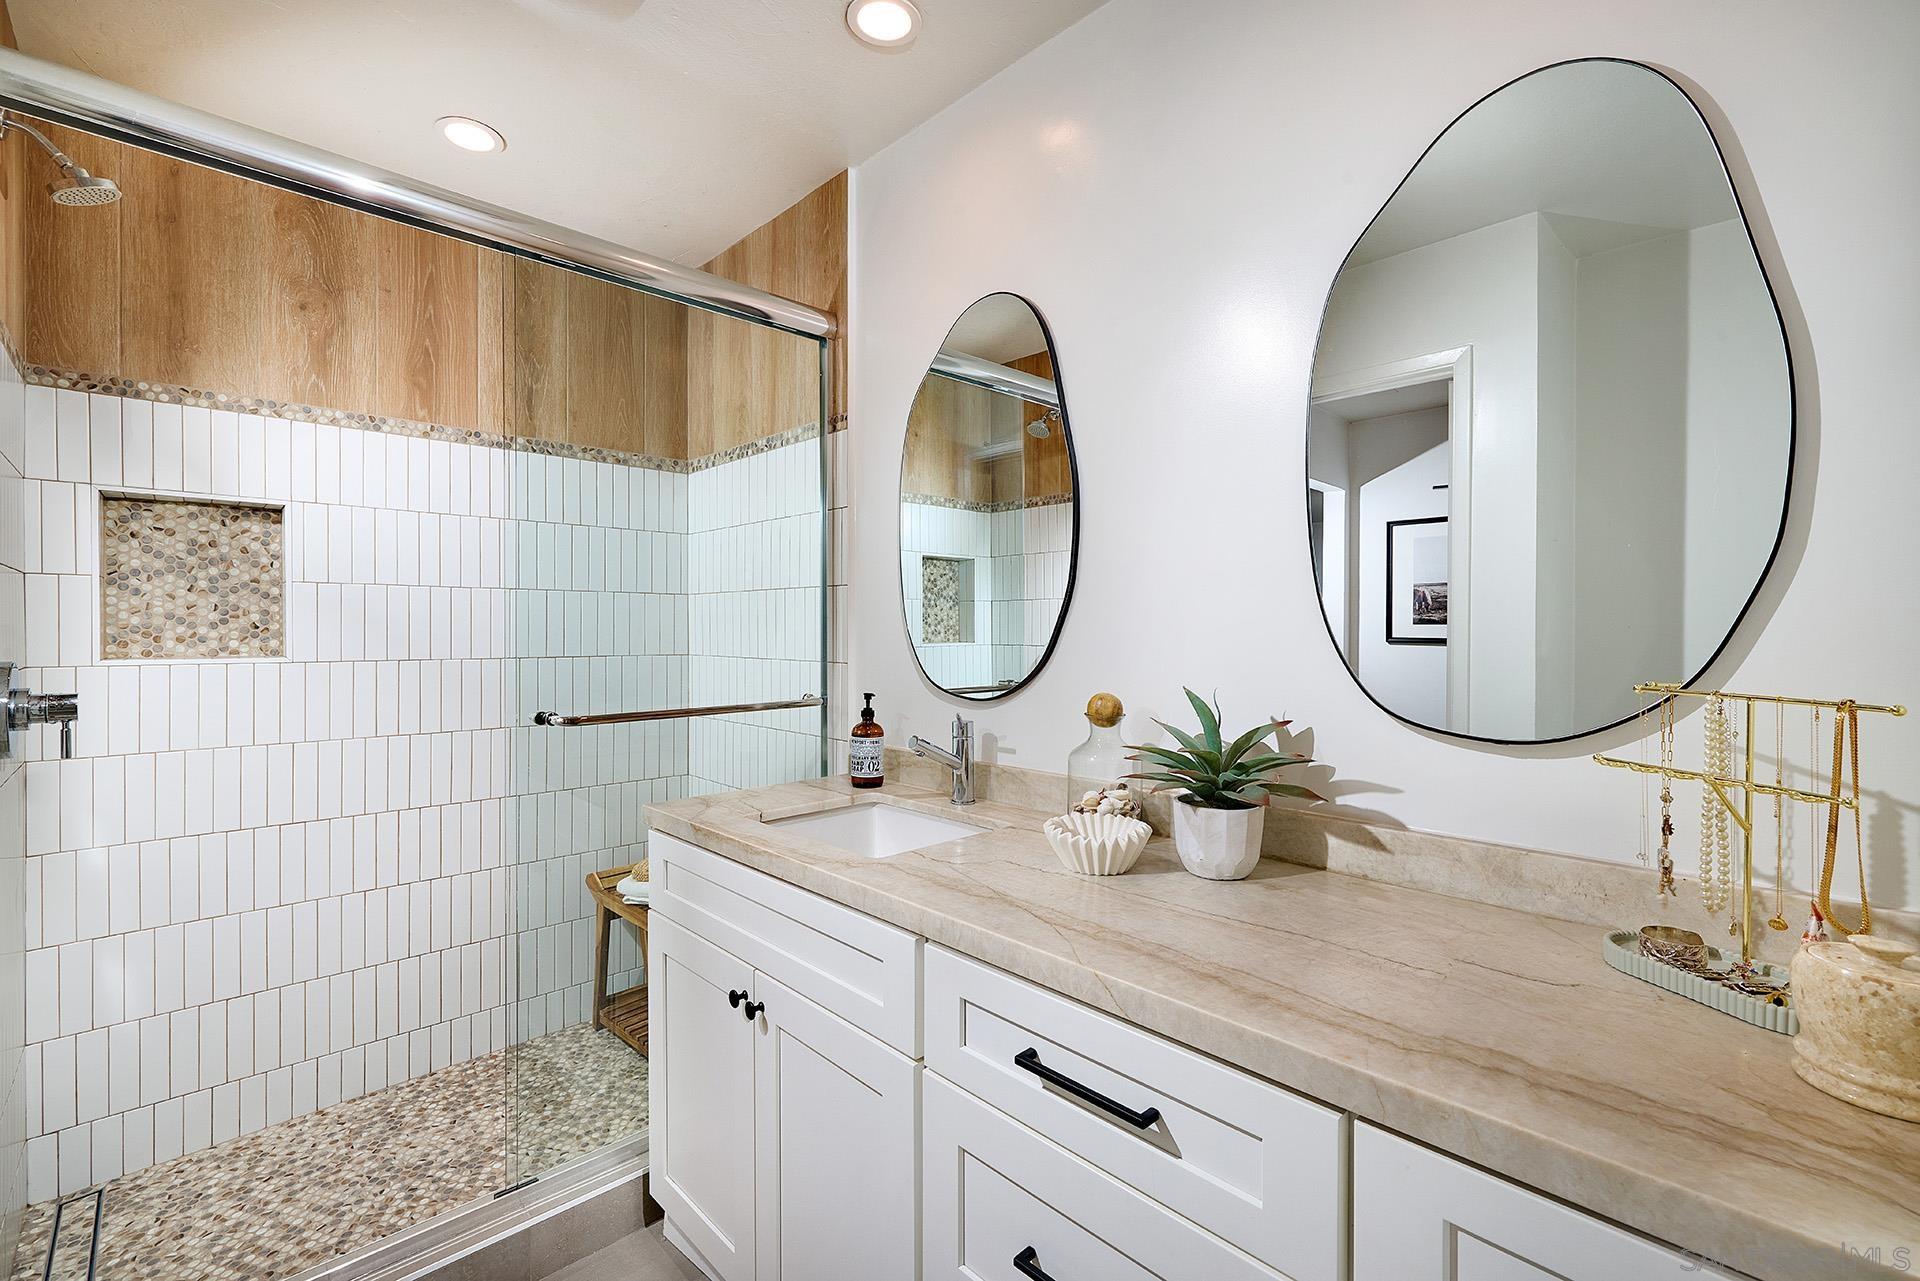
[0,108,122,204]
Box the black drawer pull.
[1013,1247,1055,1281]
[1013,1047,1161,1130]
[743,1000,765,1022]
[728,989,748,1008]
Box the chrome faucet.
[909,715,975,806]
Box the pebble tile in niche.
[99,496,285,660]
[920,556,966,644]
[12,1026,648,1281]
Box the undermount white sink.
[765,803,987,859]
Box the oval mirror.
[900,293,1078,699]
[1306,59,1791,743]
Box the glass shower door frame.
[501,308,831,1188]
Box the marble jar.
[1789,934,1920,1122]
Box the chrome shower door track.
[285,1136,649,1281]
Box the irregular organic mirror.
[900,293,1077,699]
[1307,59,1791,743]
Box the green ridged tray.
[1602,930,1798,1035]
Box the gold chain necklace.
[1816,700,1870,935]
[1768,703,1789,930]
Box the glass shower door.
[502,271,828,1184]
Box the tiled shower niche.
[99,495,285,660]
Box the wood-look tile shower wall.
[9,118,845,458]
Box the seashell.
[1043,812,1151,877]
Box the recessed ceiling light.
[846,0,919,48]
[437,116,506,154]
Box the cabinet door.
[651,914,758,1281]
[753,972,920,1281]
[1353,1124,1737,1280]
[654,833,924,1054]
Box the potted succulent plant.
[1126,689,1322,880]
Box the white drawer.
[652,833,922,1055]
[926,945,1341,1281]
[1353,1124,1742,1280]
[925,1072,1288,1281]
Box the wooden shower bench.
[587,867,650,1058]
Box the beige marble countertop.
[647,777,1920,1281]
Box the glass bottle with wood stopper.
[850,692,885,789]
[1067,692,1129,810]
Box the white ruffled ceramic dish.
[1043,812,1151,876]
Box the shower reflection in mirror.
[1306,58,1792,744]
[899,293,1078,700]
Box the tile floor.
[538,1224,704,1281]
[12,1026,648,1281]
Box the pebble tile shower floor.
[11,1026,648,1281]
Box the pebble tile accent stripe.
[13,1026,648,1281]
[29,364,820,475]
[100,497,285,660]
[899,490,1073,513]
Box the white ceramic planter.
[1171,797,1265,880]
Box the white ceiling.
[940,293,1046,363]
[1348,60,1738,266]
[15,0,1108,266]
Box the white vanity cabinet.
[649,838,921,1281]
[650,828,1745,1281]
[1352,1124,1738,1280]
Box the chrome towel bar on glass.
[532,696,822,727]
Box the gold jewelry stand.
[1593,683,1906,964]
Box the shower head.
[0,110,122,206]
[48,167,121,206]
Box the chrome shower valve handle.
[2,662,81,760]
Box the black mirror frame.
[1302,56,1797,746]
[897,292,1081,703]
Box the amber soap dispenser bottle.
[851,693,885,789]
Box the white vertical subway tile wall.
[0,344,33,1266]
[5,376,829,1202]
[900,498,1070,692]
[686,437,829,794]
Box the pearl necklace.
[1698,696,1734,914]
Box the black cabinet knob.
[728,989,748,1008]
[742,1000,765,1022]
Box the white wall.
[1570,228,1691,727]
[1316,213,1544,736]
[1533,218,1579,738]
[1349,409,1449,727]
[848,0,1920,910]
[1682,218,1792,661]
